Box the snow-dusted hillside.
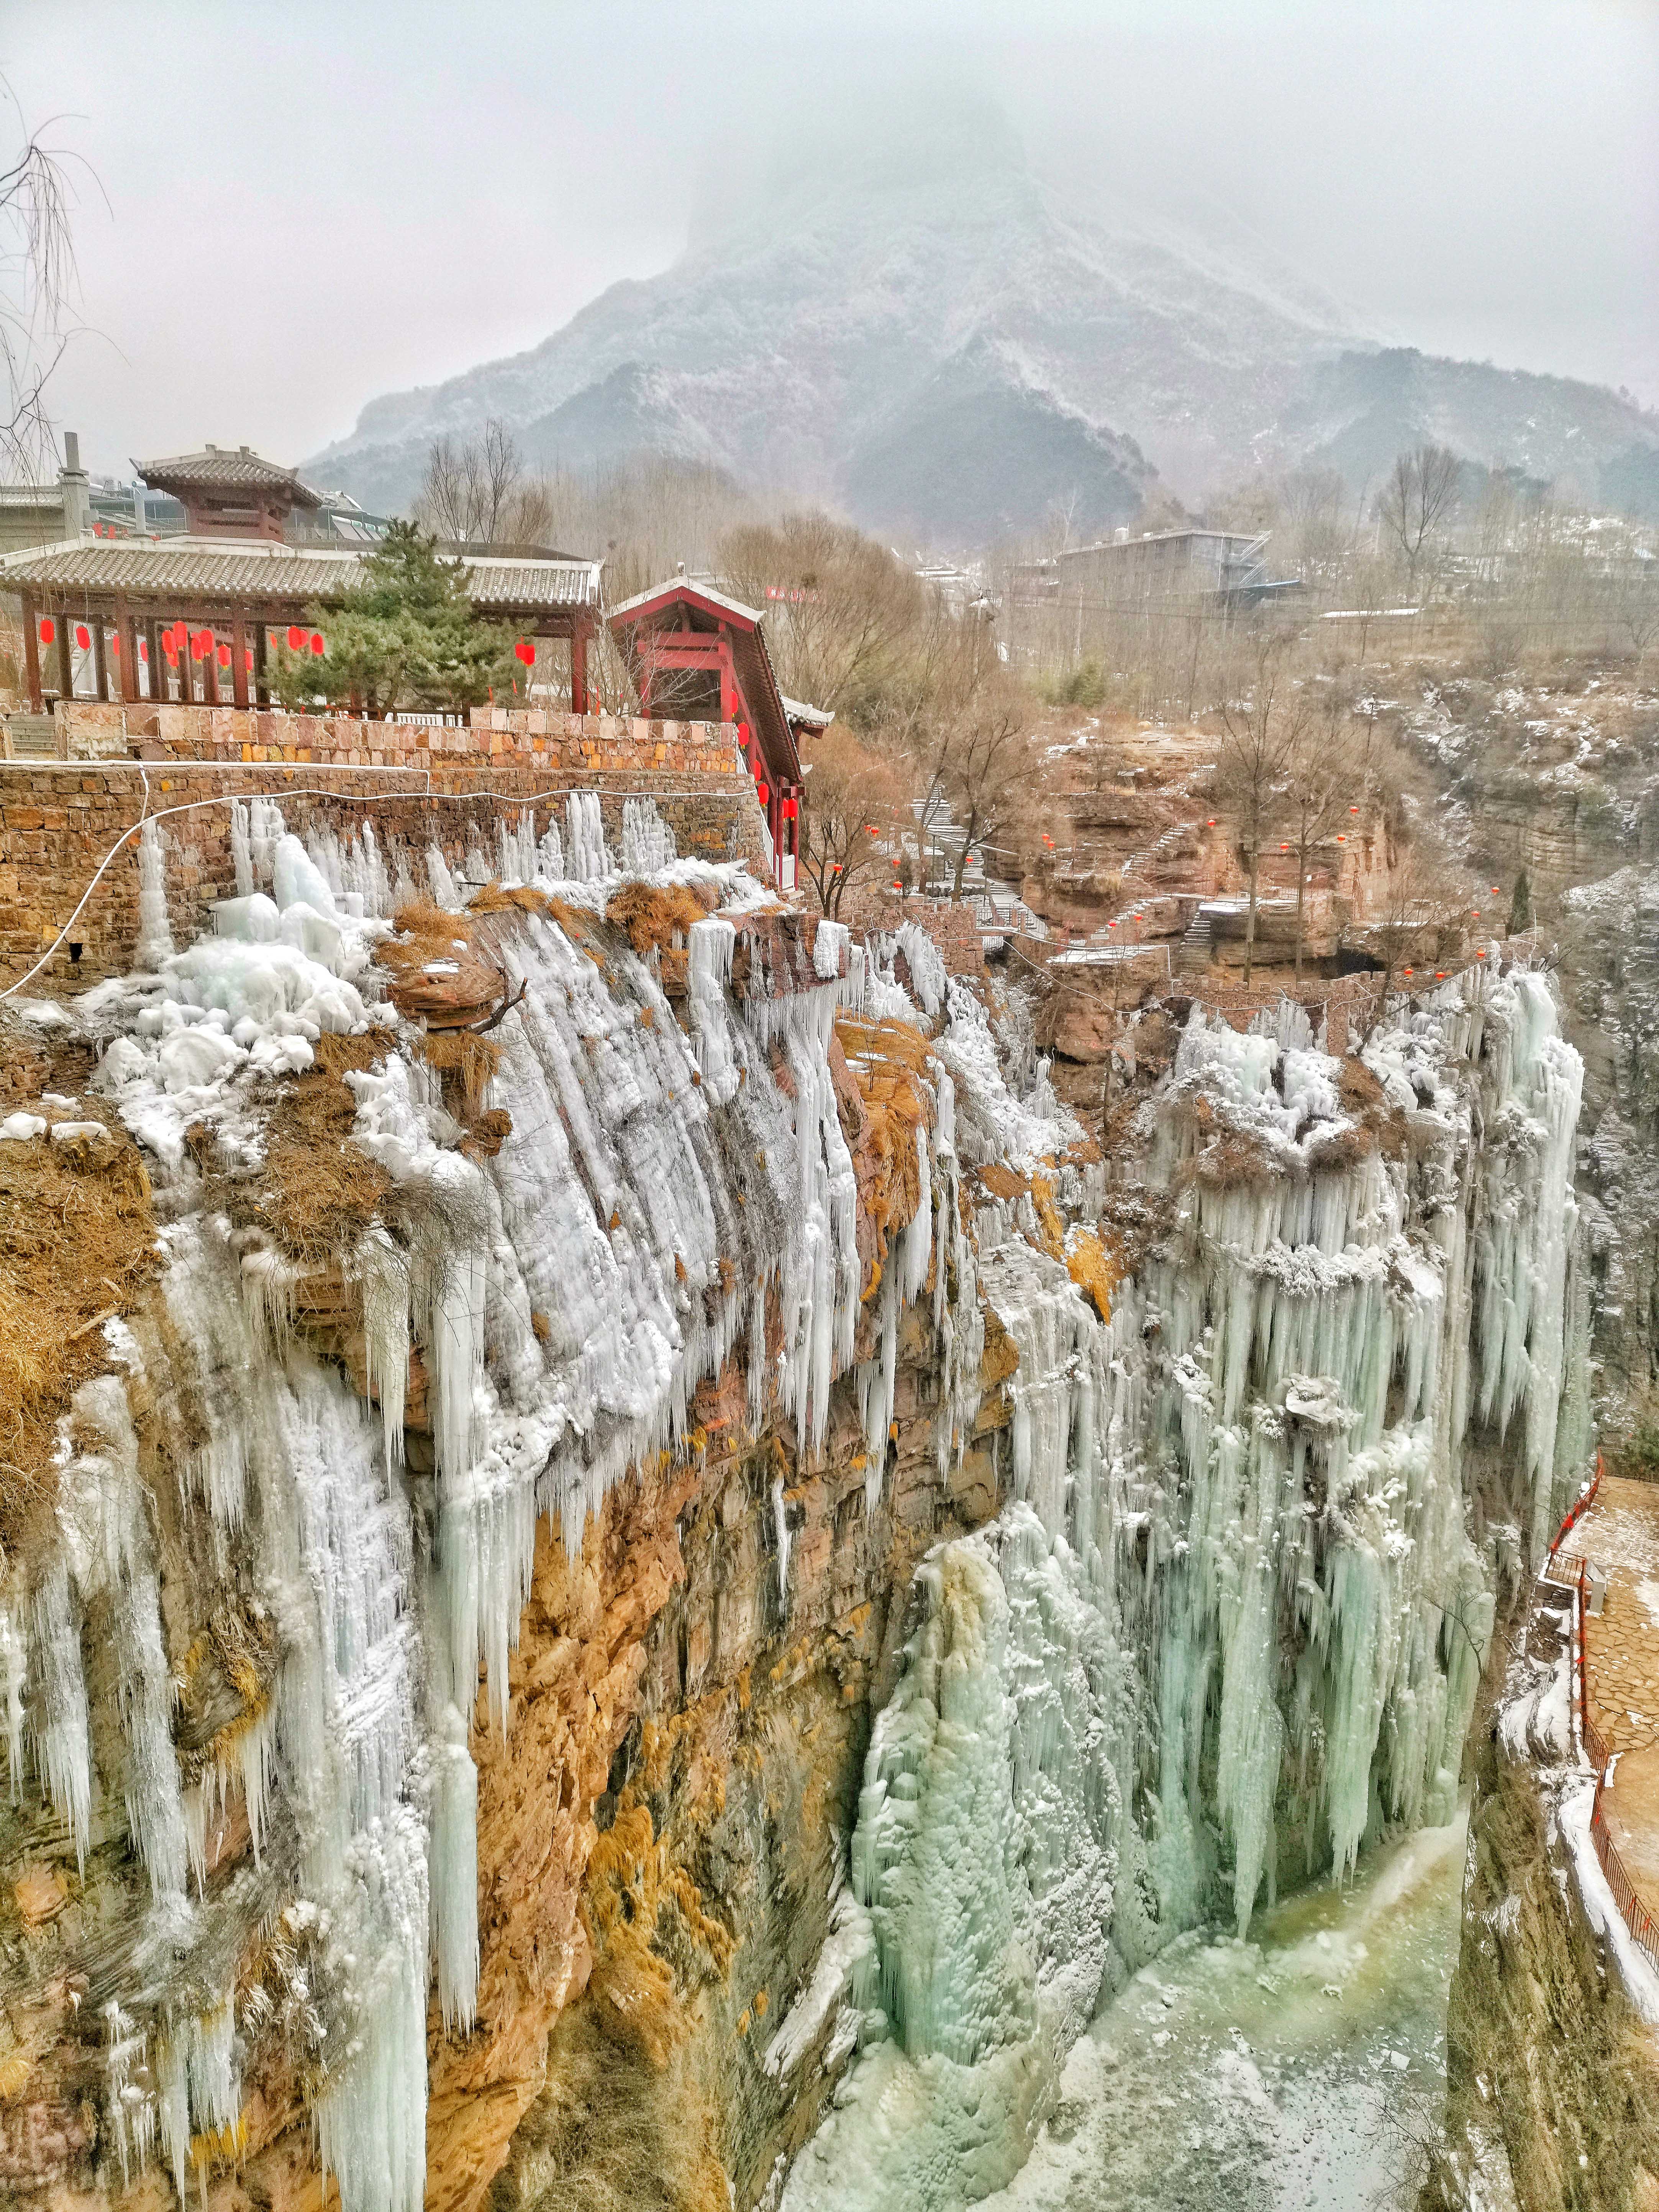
[310,119,1659,540]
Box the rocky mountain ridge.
[310,126,1659,541]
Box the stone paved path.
[1558,1476,1659,1758]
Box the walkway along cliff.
[0,740,1590,2209]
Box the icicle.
[429,1702,479,2033]
[621,796,676,875]
[135,818,174,970]
[426,843,462,912]
[230,797,254,898]
[564,790,611,881]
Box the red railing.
[1591,1768,1659,1974]
[1547,1451,1604,1563]
[1539,1452,1659,1974]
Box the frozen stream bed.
[980,1808,1469,2212]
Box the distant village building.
[1057,531,1309,610]
[0,431,91,555]
[1010,528,1301,610]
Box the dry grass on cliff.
[604,881,718,958]
[243,1033,391,1265]
[0,1120,159,1556]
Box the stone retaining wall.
[0,757,770,993]
[55,699,741,779]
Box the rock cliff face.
[0,791,1588,2210]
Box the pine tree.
[269,523,518,716]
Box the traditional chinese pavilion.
[607,578,827,879]
[2,537,603,713]
[131,445,324,542]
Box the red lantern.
[1476,948,1487,960]
[38,617,54,644]
[1404,967,1414,977]
[217,643,231,668]
[310,632,324,656]
[1349,806,1359,815]
[189,631,206,661]
[74,623,90,651]
[1207,817,1216,827]
[110,633,120,656]
[287,625,304,651]
[1108,920,1118,929]
[515,638,534,666]
[756,782,770,805]
[171,621,187,648]
[138,639,148,662]
[244,648,254,671]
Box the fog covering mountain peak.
[311,106,1659,546]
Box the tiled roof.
[134,446,325,505]
[0,536,603,612]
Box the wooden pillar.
[56,608,73,702]
[254,617,269,708]
[231,612,249,709]
[145,618,163,702]
[93,618,110,702]
[570,617,588,714]
[21,592,42,712]
[117,598,140,705]
[173,616,191,705]
[202,616,220,708]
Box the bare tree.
[1,89,90,480]
[717,513,926,714]
[1280,691,1368,977]
[1378,444,1461,602]
[798,723,908,918]
[417,419,554,546]
[1211,633,1314,983]
[1361,838,1472,1041]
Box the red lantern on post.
[39,617,54,645]
[287,625,304,651]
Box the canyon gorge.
[0,763,1607,2211]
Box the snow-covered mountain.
[310,116,1659,543]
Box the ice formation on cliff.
[784,969,1587,2212]
[0,797,992,2209]
[0,771,1587,2212]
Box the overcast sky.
[6,0,1656,480]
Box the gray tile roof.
[134,446,325,505]
[0,535,603,613]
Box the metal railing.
[1591,1769,1659,1974]
[1537,1453,1659,1973]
